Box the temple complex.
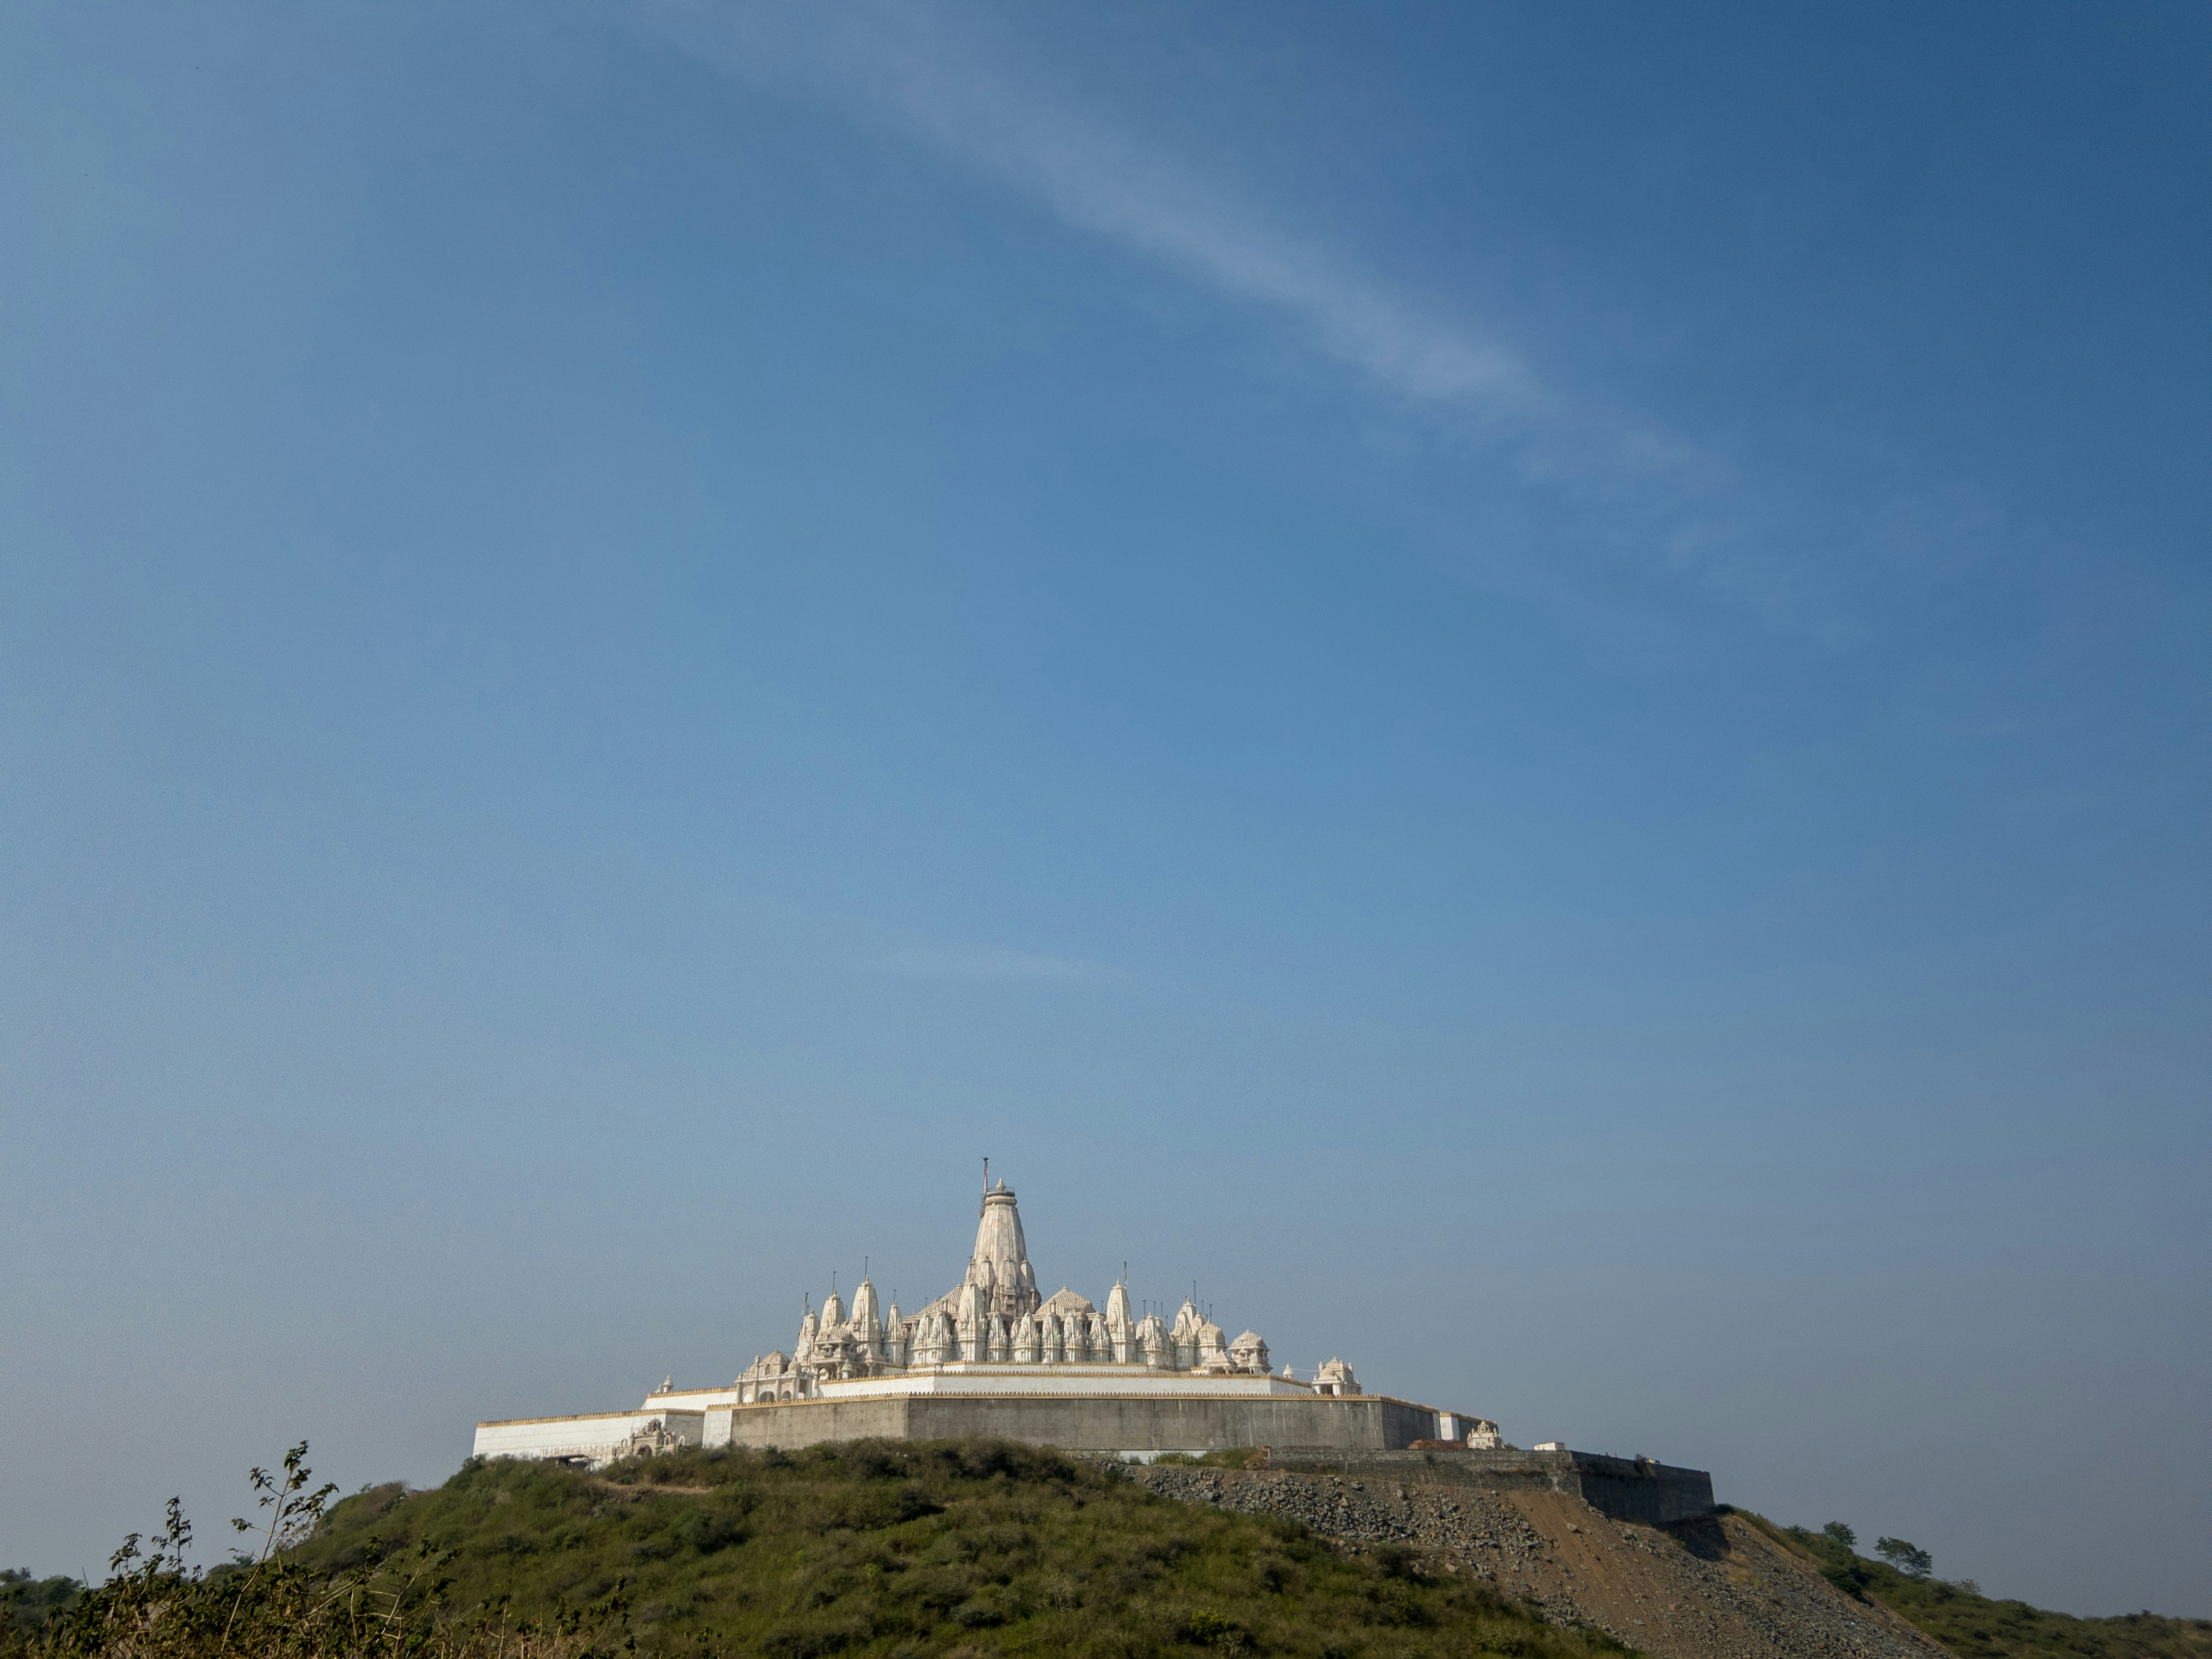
[473,1175,1498,1467]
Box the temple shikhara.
[473,1175,1497,1467]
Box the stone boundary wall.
[716,1392,1440,1453]
[711,1397,907,1448]
[1259,1446,1714,1525]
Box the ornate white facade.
[732,1180,1305,1404]
[471,1176,1505,1466]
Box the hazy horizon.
[2,0,2205,1618]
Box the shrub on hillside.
[7,1440,1629,1658]
[0,1446,633,1659]
[1875,1536,1934,1580]
[1,1573,82,1639]
[1752,1509,2212,1659]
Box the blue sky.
[2,0,2205,1617]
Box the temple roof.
[946,1177,1041,1320]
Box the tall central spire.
[964,1177,1040,1320]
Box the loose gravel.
[1122,1465,1949,1659]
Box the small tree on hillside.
[1876,1537,1933,1579]
[1822,1523,1857,1550]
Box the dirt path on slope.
[1128,1466,1950,1659]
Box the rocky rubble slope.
[1128,1463,1949,1659]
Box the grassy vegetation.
[6,1440,1625,1658]
[2,1446,640,1659]
[1143,1451,1265,1471]
[293,1440,1626,1656]
[1727,1510,2212,1659]
[1,1575,80,1639]
[13,1441,2207,1659]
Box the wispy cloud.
[632,3,1881,631]
[861,56,1542,420]
[864,945,1113,984]
[646,4,1545,416]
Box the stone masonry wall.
[1261,1447,1714,1525]
[716,1392,1439,1452]
[721,1396,911,1448]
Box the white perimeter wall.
[472,1410,704,1462]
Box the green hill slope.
[1735,1513,2212,1659]
[12,1443,2209,1659]
[283,1440,1619,1656]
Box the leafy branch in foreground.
[0,1446,635,1659]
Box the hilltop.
[7,1441,2208,1659]
[287,1440,1621,1655]
[5,1441,1629,1658]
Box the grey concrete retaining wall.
[721,1393,1441,1453]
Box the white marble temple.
[472,1176,1463,1467]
